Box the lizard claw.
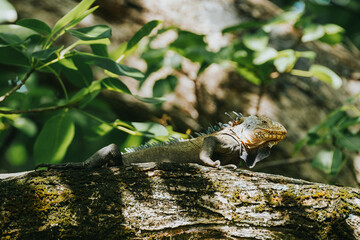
[219,164,237,170]
[214,160,221,168]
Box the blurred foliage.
[273,0,360,48]
[0,0,358,179]
[294,94,360,176]
[0,0,181,171]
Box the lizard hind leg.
[199,136,221,168]
[35,144,123,170]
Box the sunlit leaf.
[263,10,303,32]
[323,24,344,35]
[0,32,23,45]
[312,149,342,175]
[302,24,324,42]
[309,64,342,89]
[253,47,277,65]
[132,122,168,137]
[0,0,17,23]
[243,30,269,51]
[12,117,37,137]
[0,24,37,40]
[67,25,111,40]
[34,111,75,164]
[17,18,51,35]
[51,0,96,36]
[86,123,114,140]
[274,49,297,73]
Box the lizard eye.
[262,120,267,124]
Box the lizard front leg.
[199,136,221,168]
[35,144,122,170]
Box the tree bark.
[1,163,359,239]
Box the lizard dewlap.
[35,112,287,170]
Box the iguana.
[35,112,287,170]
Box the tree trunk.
[1,163,359,239]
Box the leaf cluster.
[0,0,174,167]
[294,96,360,175]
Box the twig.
[0,69,34,103]
[0,102,76,115]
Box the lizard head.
[231,115,287,168]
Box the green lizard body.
[35,113,287,170]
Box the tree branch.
[0,69,34,103]
[1,163,359,239]
[0,102,77,115]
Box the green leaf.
[61,56,93,87]
[78,52,144,79]
[301,24,325,42]
[141,47,167,76]
[16,18,51,35]
[253,47,277,65]
[67,25,111,40]
[0,47,29,67]
[101,77,131,94]
[222,21,265,33]
[309,64,342,89]
[274,49,297,73]
[32,46,61,60]
[319,24,344,45]
[109,42,127,61]
[0,32,23,45]
[263,10,303,32]
[296,51,316,60]
[12,117,37,137]
[336,133,360,151]
[312,149,342,175]
[0,0,17,23]
[338,116,360,130]
[86,123,114,140]
[132,122,168,137]
[243,30,269,51]
[126,20,162,51]
[33,111,75,164]
[237,67,262,85]
[133,95,166,104]
[323,109,346,128]
[0,24,37,41]
[6,143,27,167]
[153,75,178,97]
[70,81,101,108]
[91,44,108,57]
[171,30,207,50]
[51,0,96,36]
[323,24,344,35]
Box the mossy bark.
[1,163,360,239]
